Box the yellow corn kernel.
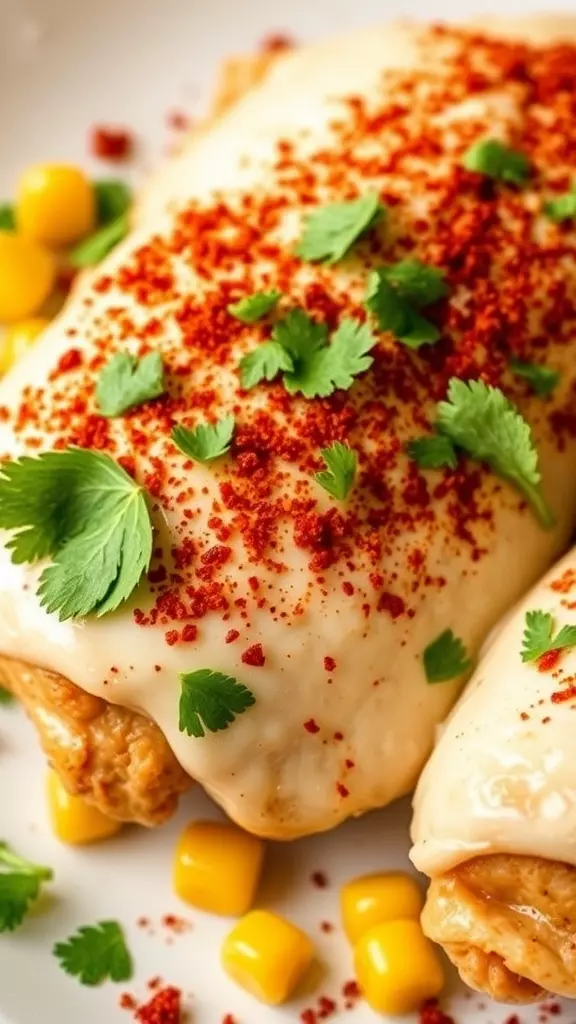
[0,318,49,375]
[354,919,445,1015]
[46,770,121,845]
[0,232,57,322]
[341,871,423,944]
[222,909,314,1005]
[174,820,264,916]
[17,164,96,247]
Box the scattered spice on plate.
[135,985,182,1023]
[90,126,134,162]
[311,870,329,889]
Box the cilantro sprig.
[510,357,560,397]
[544,183,576,223]
[0,449,153,620]
[521,610,576,663]
[406,435,457,470]
[228,290,281,324]
[423,629,472,684]
[462,138,531,185]
[179,670,256,738]
[365,259,446,349]
[437,378,553,528]
[0,842,53,932]
[315,443,357,500]
[239,340,294,389]
[96,351,166,417]
[54,921,133,986]
[172,414,235,462]
[0,686,13,705]
[296,192,385,264]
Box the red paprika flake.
[304,718,320,734]
[241,643,265,667]
[418,999,457,1024]
[135,985,181,1023]
[225,629,240,644]
[538,649,561,673]
[91,125,134,161]
[311,870,328,889]
[324,656,336,672]
[336,782,350,798]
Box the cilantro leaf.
[0,204,15,231]
[69,213,129,268]
[436,378,553,528]
[53,921,133,986]
[280,312,377,398]
[383,259,448,307]
[172,414,235,462]
[365,270,440,349]
[0,842,53,933]
[423,629,472,684]
[406,435,458,470]
[521,610,576,663]
[96,351,165,418]
[462,138,530,186]
[179,669,256,738]
[0,449,153,620]
[510,357,560,397]
[94,180,132,225]
[544,186,576,223]
[296,191,385,264]
[239,341,294,389]
[315,442,357,500]
[228,290,282,324]
[0,686,13,704]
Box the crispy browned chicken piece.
[422,855,576,1003]
[0,656,191,825]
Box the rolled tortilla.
[412,546,576,1001]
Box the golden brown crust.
[0,656,191,826]
[422,854,576,1002]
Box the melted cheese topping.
[3,18,576,837]
[411,545,576,876]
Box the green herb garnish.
[239,341,294,389]
[53,921,133,986]
[69,213,129,268]
[296,192,385,264]
[0,449,153,620]
[423,629,472,684]
[96,351,165,418]
[521,610,576,663]
[437,378,553,528]
[462,138,530,185]
[510,357,560,397]
[544,184,576,223]
[0,204,15,231]
[365,266,442,349]
[0,842,53,932]
[315,442,357,500]
[0,687,13,705]
[228,290,282,324]
[179,669,256,738]
[406,435,458,470]
[94,180,132,225]
[172,414,235,462]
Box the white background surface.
[1,1,576,1022]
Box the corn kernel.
[222,909,314,1005]
[354,919,445,1015]
[0,232,57,323]
[341,871,423,944]
[0,318,49,375]
[46,770,121,845]
[17,164,96,247]
[174,820,264,916]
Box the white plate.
[0,1,574,1022]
